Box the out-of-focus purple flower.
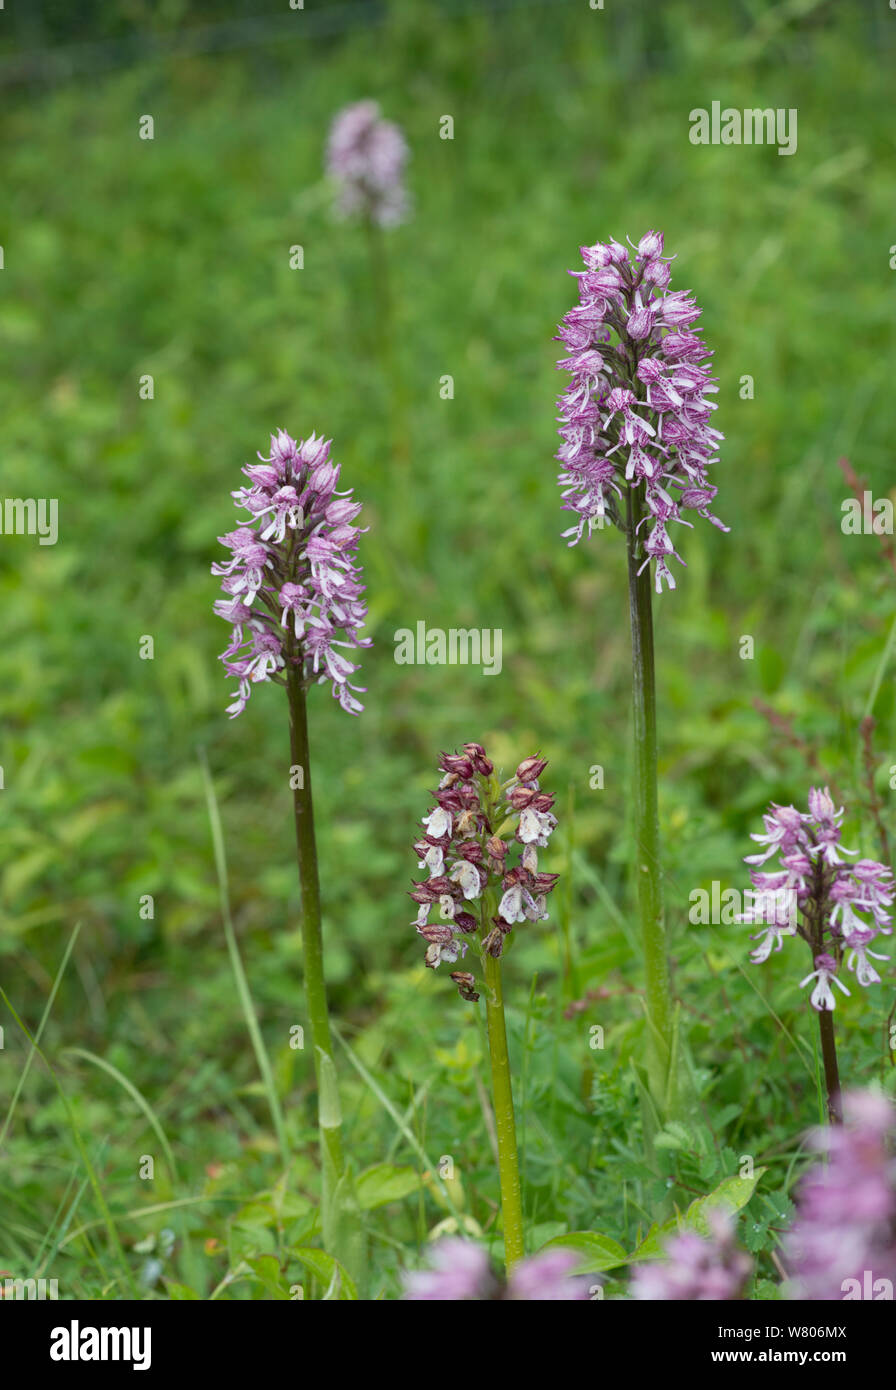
[402,1238,497,1301]
[783,1090,896,1300]
[506,1249,590,1301]
[326,100,410,228]
[402,1240,590,1301]
[737,788,892,1009]
[554,231,726,590]
[630,1213,752,1301]
[409,746,559,1002]
[212,430,370,717]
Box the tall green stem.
[363,214,413,512]
[626,485,674,1114]
[286,667,345,1232]
[482,946,525,1272]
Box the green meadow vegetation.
[1,0,895,1299]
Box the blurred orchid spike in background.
[555,230,726,592]
[738,787,893,1124]
[325,102,413,477]
[326,99,411,228]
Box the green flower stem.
[625,484,674,1114]
[482,942,525,1272]
[362,216,421,575]
[363,213,410,471]
[286,667,345,1223]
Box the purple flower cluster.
[554,231,726,590]
[402,1239,589,1301]
[212,430,370,718]
[409,746,559,1003]
[630,1212,752,1301]
[738,787,892,1010]
[326,100,410,228]
[784,1090,896,1300]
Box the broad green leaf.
[538,1231,628,1273]
[355,1163,422,1211]
[631,1168,767,1261]
[683,1169,767,1237]
[233,1200,277,1230]
[246,1254,291,1300]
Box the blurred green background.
[1,0,895,1298]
